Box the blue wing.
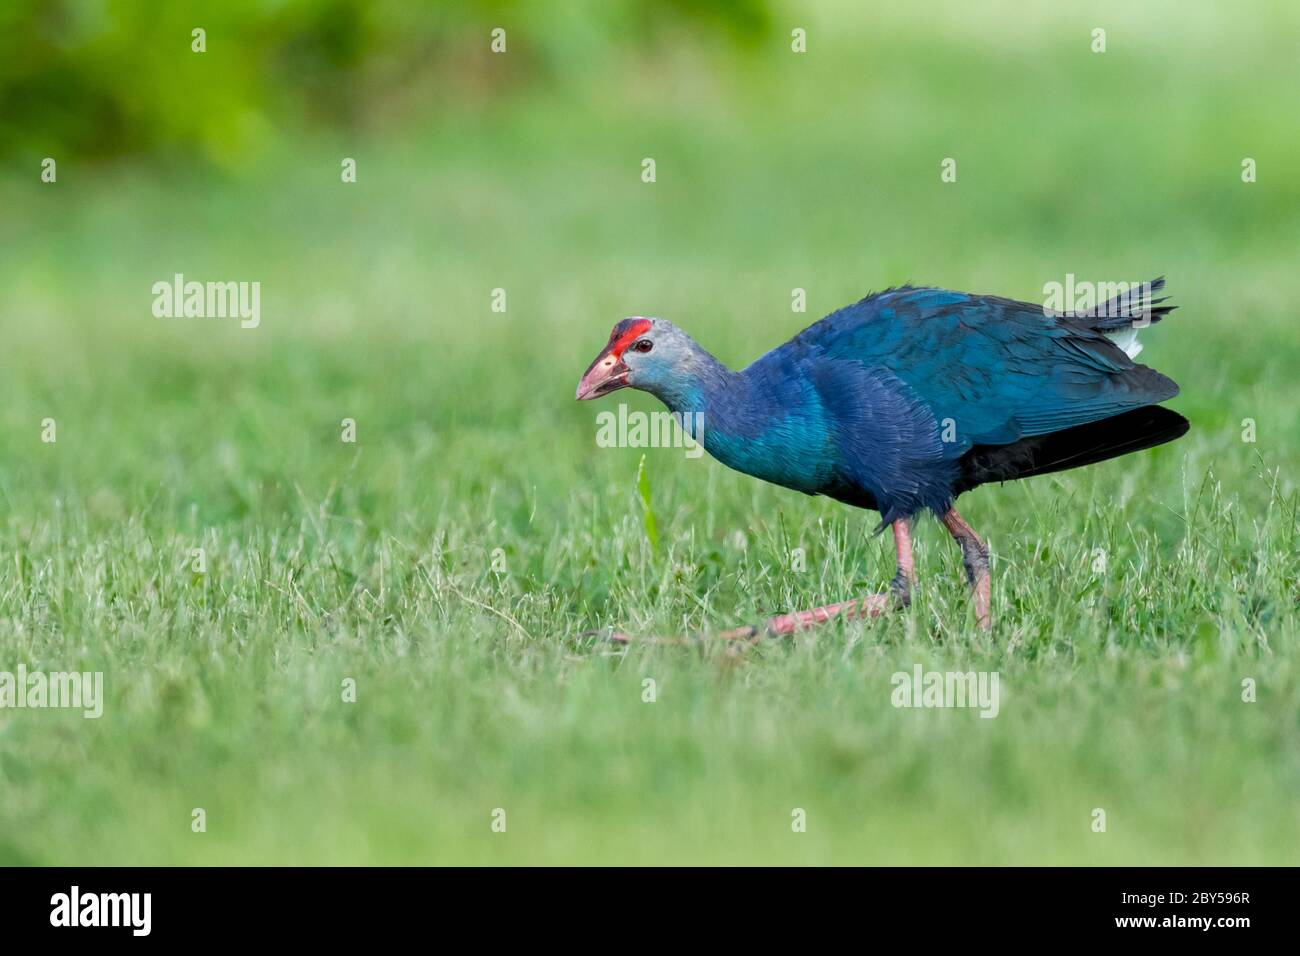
[774,286,1179,459]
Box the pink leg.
[891,518,915,603]
[940,508,991,629]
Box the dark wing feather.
[955,405,1189,494]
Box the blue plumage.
[578,281,1187,525]
[575,280,1188,632]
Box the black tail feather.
[1067,275,1177,331]
[956,405,1189,494]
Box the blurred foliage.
[0,0,773,166]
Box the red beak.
[575,348,630,400]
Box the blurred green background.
[0,0,1297,865]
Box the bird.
[575,278,1187,634]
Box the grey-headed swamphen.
[576,280,1187,634]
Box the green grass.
[0,1,1298,864]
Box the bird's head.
[575,317,700,402]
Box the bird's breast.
[702,419,837,494]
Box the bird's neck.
[649,345,829,494]
[649,347,737,419]
[644,346,766,457]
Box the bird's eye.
[631,339,653,353]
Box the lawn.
[0,1,1297,864]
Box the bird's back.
[735,283,1185,520]
[769,284,1179,452]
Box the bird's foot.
[890,570,913,608]
[581,591,897,647]
[748,593,894,637]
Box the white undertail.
[1106,326,1143,359]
